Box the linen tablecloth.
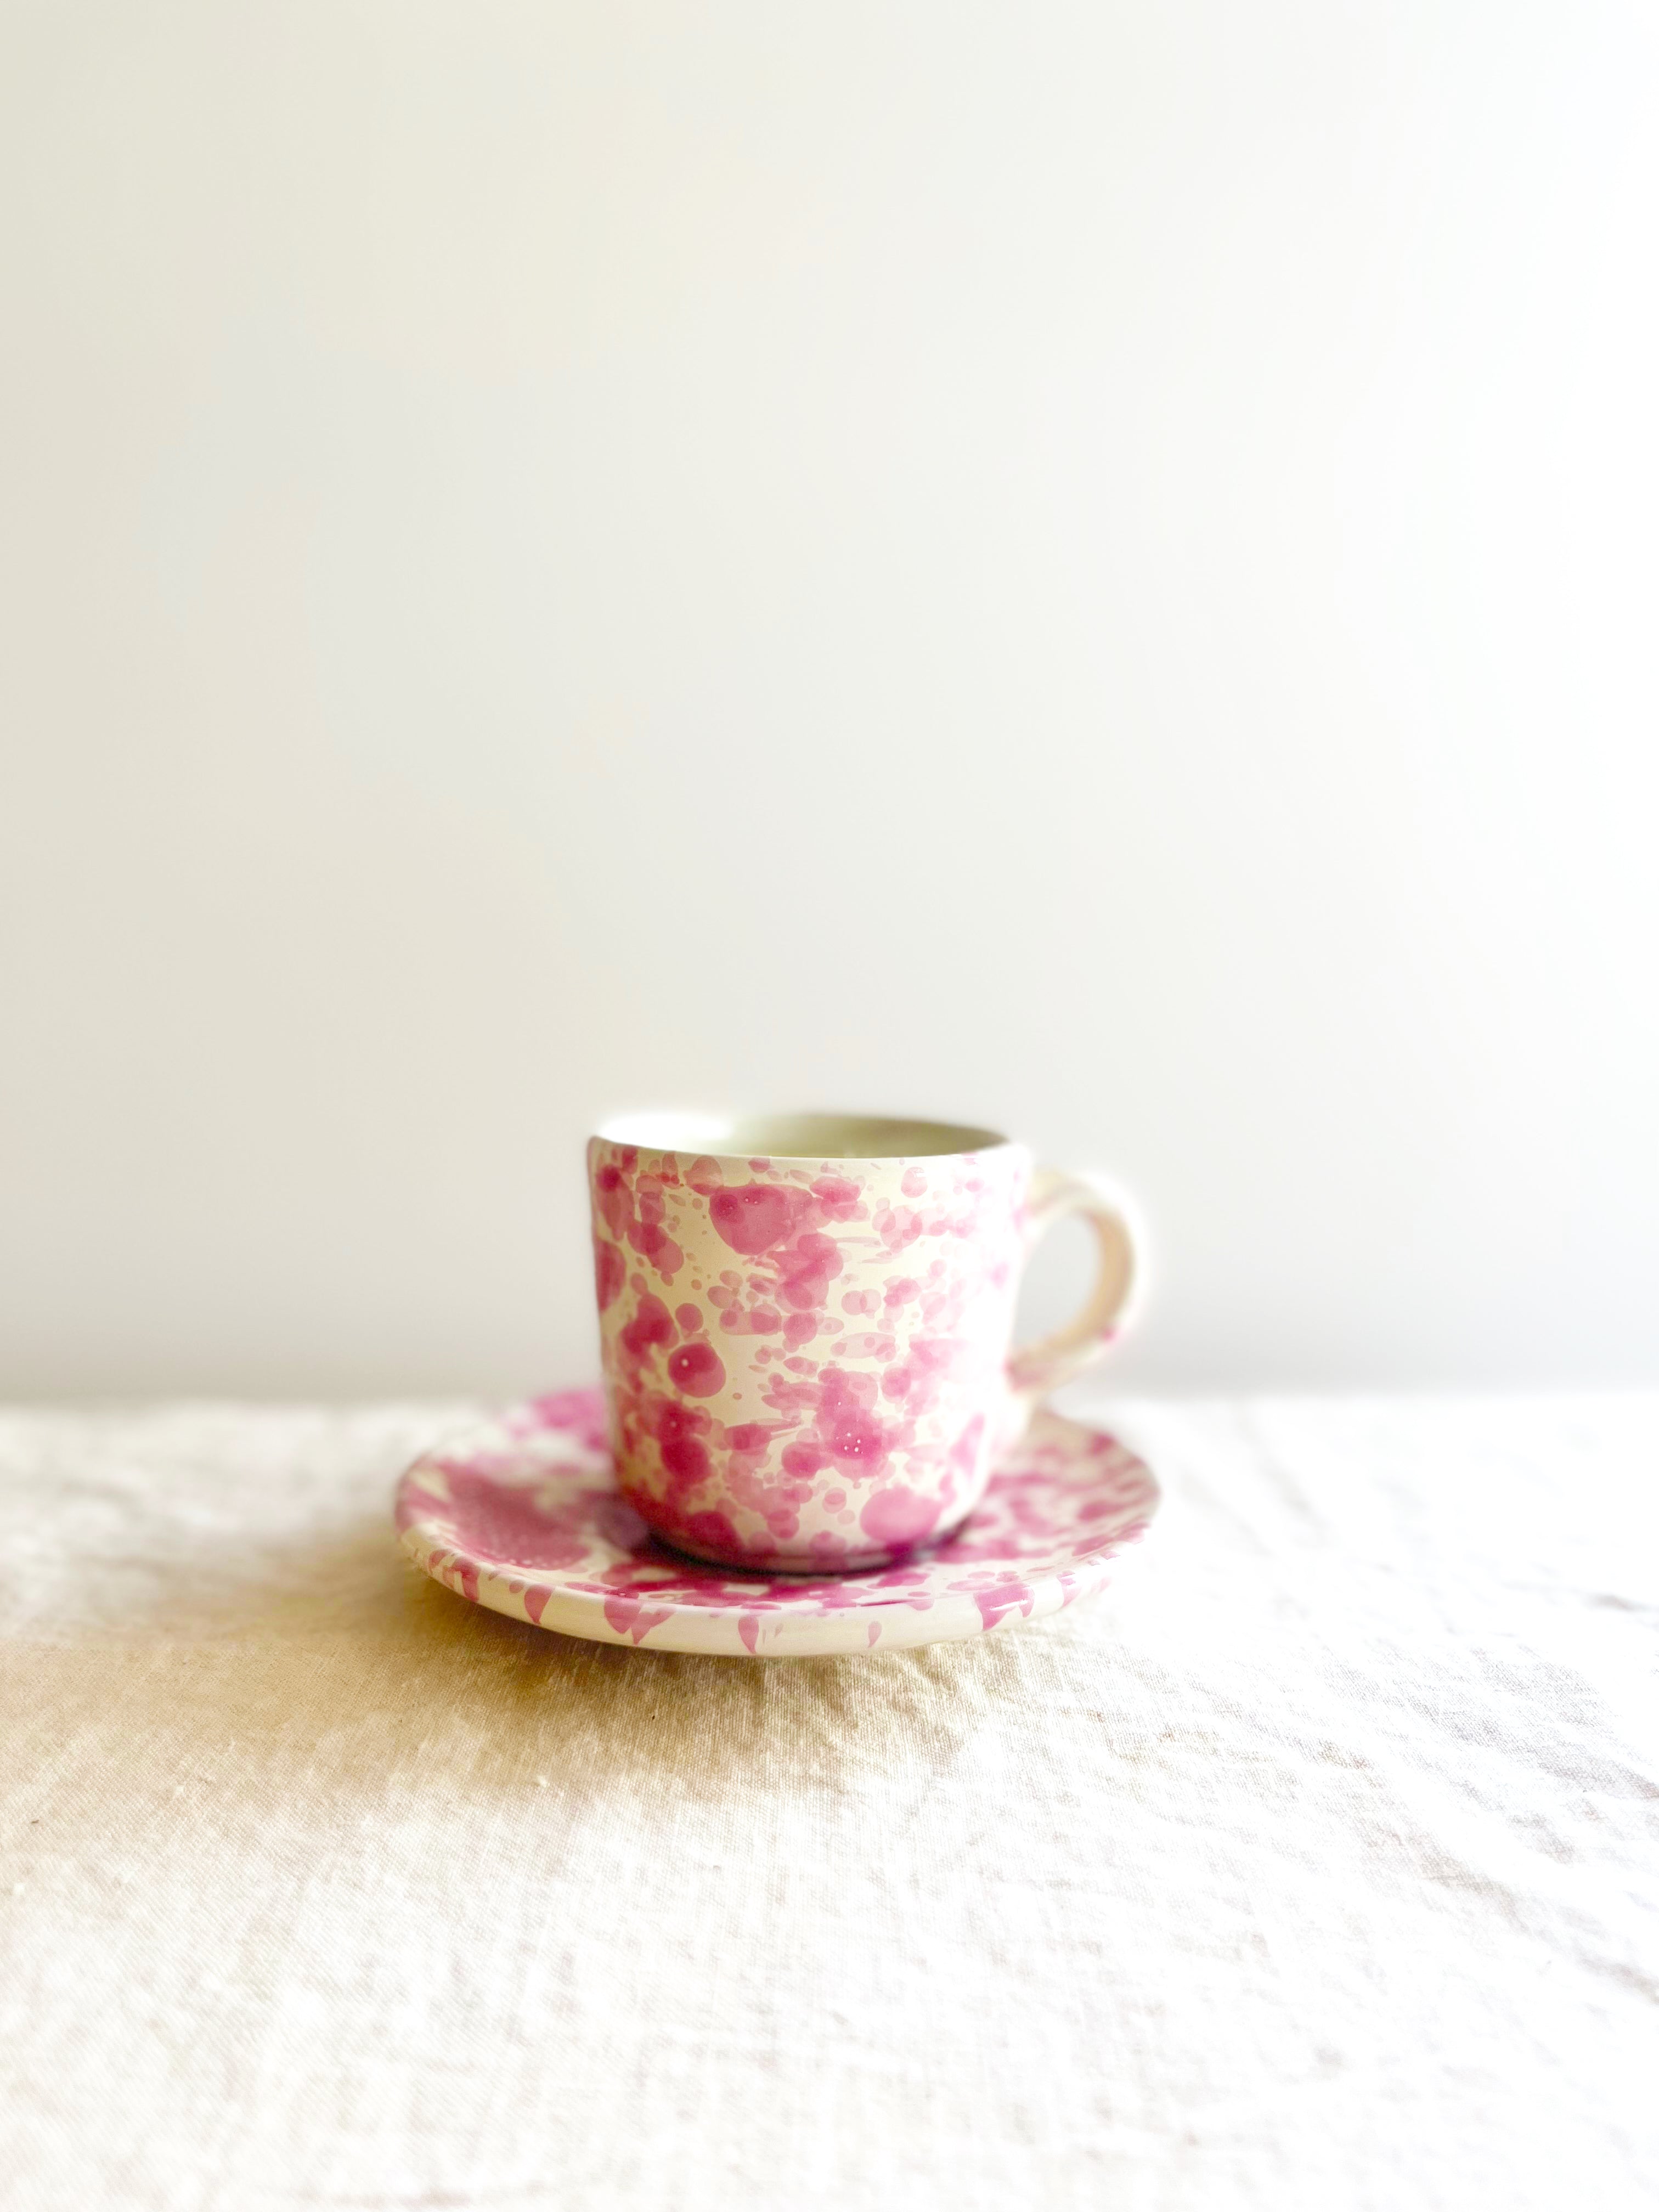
[3,1393,1656,2209]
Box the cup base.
[639,1500,980,1579]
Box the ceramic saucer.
[394,1387,1158,1658]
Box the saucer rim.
[396,1393,1158,1658]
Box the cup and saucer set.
[396,1113,1160,1658]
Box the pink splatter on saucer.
[395,1388,1158,1657]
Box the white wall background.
[3,1,1656,1399]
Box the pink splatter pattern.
[588,1137,1032,1571]
[394,1387,1159,1658]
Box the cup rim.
[592,1109,1019,1163]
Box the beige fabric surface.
[3,1393,1657,2210]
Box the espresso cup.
[588,1111,1141,1573]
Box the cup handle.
[1006,1167,1143,1405]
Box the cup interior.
[595,1110,1011,1160]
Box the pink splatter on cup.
[589,1111,1141,1573]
